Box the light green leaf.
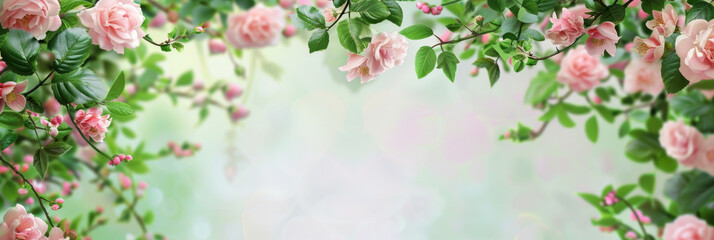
[585,115,598,143]
[415,46,437,79]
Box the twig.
[432,29,497,48]
[0,157,54,227]
[531,90,573,139]
[23,70,54,97]
[327,1,350,30]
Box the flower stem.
[617,195,649,238]
[23,70,54,97]
[0,156,54,227]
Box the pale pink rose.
[226,4,285,48]
[0,204,48,240]
[569,5,592,19]
[363,32,408,76]
[149,12,167,28]
[323,8,336,22]
[584,22,620,56]
[78,0,146,54]
[663,215,714,240]
[633,31,665,62]
[624,59,664,95]
[43,227,69,240]
[675,19,714,83]
[696,136,714,176]
[0,81,28,112]
[43,98,60,117]
[659,120,705,166]
[338,53,377,83]
[545,8,585,47]
[647,4,680,37]
[556,46,608,92]
[0,0,61,40]
[74,107,112,143]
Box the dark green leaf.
[0,133,18,150]
[639,173,655,194]
[49,28,92,74]
[308,29,330,53]
[291,6,326,30]
[33,149,49,180]
[44,142,73,157]
[384,1,403,26]
[51,68,107,105]
[661,53,690,94]
[1,30,40,76]
[599,4,626,23]
[687,1,714,22]
[352,0,390,23]
[105,101,135,116]
[106,72,125,101]
[437,51,459,82]
[0,112,24,129]
[337,19,369,53]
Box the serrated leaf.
[661,53,690,93]
[415,46,437,79]
[44,142,73,157]
[33,149,49,180]
[0,133,18,150]
[291,5,325,30]
[106,72,125,101]
[51,68,107,105]
[437,51,459,82]
[105,101,135,116]
[399,24,433,40]
[49,28,92,74]
[337,19,369,53]
[1,30,40,76]
[308,29,329,53]
[384,1,403,26]
[0,112,24,129]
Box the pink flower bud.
[194,26,204,33]
[421,6,430,13]
[150,12,167,28]
[439,30,452,42]
[0,166,8,174]
[43,98,60,117]
[118,154,126,160]
[416,2,424,8]
[168,11,179,23]
[208,39,227,54]
[194,143,202,150]
[593,96,602,104]
[26,198,34,205]
[625,42,634,52]
[283,24,297,37]
[138,181,147,190]
[112,157,120,166]
[126,155,133,161]
[193,93,207,105]
[18,189,28,195]
[51,204,59,211]
[316,0,329,8]
[21,164,29,172]
[126,84,136,95]
[23,155,33,164]
[56,198,64,204]
[231,105,250,123]
[470,68,479,76]
[625,231,637,239]
[0,61,6,72]
[638,9,649,19]
[193,79,204,90]
[72,181,79,189]
[280,0,295,8]
[430,7,439,15]
[118,174,132,190]
[481,34,491,44]
[96,206,103,213]
[224,83,244,101]
[504,131,511,139]
[436,5,443,10]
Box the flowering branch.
[617,195,650,238]
[0,156,54,228]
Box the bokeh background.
[59,11,657,240]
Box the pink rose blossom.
[663,215,714,240]
[323,8,336,22]
[556,46,608,92]
[584,22,620,56]
[659,120,705,166]
[208,39,227,54]
[0,0,61,40]
[647,4,680,37]
[633,31,665,62]
[74,107,112,143]
[624,59,664,95]
[226,4,285,49]
[149,12,167,28]
[675,19,714,83]
[545,8,585,47]
[695,136,714,176]
[339,53,377,83]
[0,81,28,112]
[0,204,48,240]
[78,0,146,54]
[363,32,408,76]
[45,227,69,240]
[638,9,649,19]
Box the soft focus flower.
[0,61,6,72]
[625,231,637,239]
[624,59,664,95]
[695,136,714,176]
[0,81,28,112]
[323,8,336,22]
[663,215,714,240]
[439,30,452,42]
[633,31,665,62]
[630,210,651,224]
[603,191,618,205]
[569,5,591,19]
[0,204,48,240]
[283,24,296,37]
[584,22,620,56]
[78,0,146,54]
[545,8,585,47]
[25,198,34,205]
[280,0,295,8]
[226,4,285,48]
[659,120,705,166]
[638,9,649,19]
[46,227,69,240]
[17,189,28,195]
[556,46,608,92]
[363,32,408,76]
[230,105,250,123]
[0,0,61,40]
[338,53,377,83]
[224,83,243,101]
[646,4,680,37]
[118,173,132,190]
[208,39,227,54]
[43,98,60,117]
[149,12,167,28]
[74,107,112,143]
[675,19,714,83]
[50,204,59,211]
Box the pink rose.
[696,136,714,176]
[0,204,48,240]
[226,4,285,49]
[584,22,620,56]
[545,8,585,47]
[569,5,592,19]
[663,215,714,240]
[208,39,227,54]
[78,0,145,54]
[0,0,61,40]
[624,59,664,95]
[633,31,665,62]
[660,120,705,166]
[675,19,714,83]
[74,107,112,143]
[647,4,680,37]
[339,53,377,83]
[0,61,6,72]
[363,32,408,75]
[0,80,27,112]
[323,8,336,22]
[44,227,69,240]
[556,46,608,92]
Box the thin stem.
[527,36,584,60]
[531,90,573,139]
[64,105,113,160]
[0,157,54,227]
[23,70,54,97]
[432,29,497,48]
[441,0,461,6]
[327,1,350,30]
[617,195,649,238]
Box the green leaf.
[25,97,43,113]
[536,0,558,12]
[0,112,24,129]
[0,71,17,83]
[352,0,390,23]
[33,149,49,180]
[0,133,17,150]
[585,115,599,143]
[473,58,500,86]
[399,24,434,40]
[618,120,630,138]
[654,155,678,173]
[646,117,663,133]
[639,173,655,194]
[563,103,591,115]
[517,8,538,23]
[334,0,347,7]
[384,1,403,26]
[51,68,107,105]
[234,0,256,10]
[144,211,155,225]
[176,71,194,87]
[1,181,19,203]
[488,0,507,12]
[557,109,575,128]
[616,184,638,198]
[578,192,602,208]
[44,142,73,157]
[127,159,150,174]
[524,72,558,104]
[661,53,690,94]
[415,46,437,79]
[670,92,711,117]
[689,79,714,90]
[291,6,326,30]
[678,172,714,213]
[641,0,665,14]
[308,29,330,53]
[460,49,476,60]
[639,199,674,227]
[105,101,135,116]
[105,72,125,101]
[60,0,93,14]
[337,19,369,53]
[687,1,714,22]
[437,51,459,82]
[593,105,615,123]
[522,29,545,41]
[49,28,92,74]
[0,30,40,76]
[599,4,626,23]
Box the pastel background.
[61,12,653,240]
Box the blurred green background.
[57,9,660,240]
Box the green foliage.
[106,72,126,101]
[415,47,437,79]
[352,0,391,24]
[436,52,459,82]
[585,116,599,143]
[399,24,433,40]
[661,53,690,94]
[33,149,49,180]
[337,19,370,53]
[291,6,326,31]
[1,30,40,76]
[309,29,330,53]
[51,68,107,105]
[49,28,92,74]
[687,2,714,22]
[106,102,135,116]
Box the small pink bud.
[283,24,297,37]
[194,143,202,150]
[421,6,430,13]
[194,26,204,33]
[316,0,329,8]
[230,105,250,123]
[193,78,205,90]
[23,155,33,164]
[126,155,133,161]
[18,189,28,195]
[504,131,511,139]
[138,181,147,190]
[111,157,121,166]
[431,7,439,15]
[470,68,479,76]
[474,15,484,22]
[168,11,179,23]
[625,43,634,52]
[53,216,60,223]
[96,206,103,213]
[638,9,649,19]
[150,12,167,28]
[118,154,126,160]
[439,30,452,42]
[625,231,637,239]
[481,34,491,44]
[56,198,64,204]
[224,83,244,101]
[119,174,132,190]
[51,204,59,211]
[72,181,79,189]
[593,96,602,104]
[21,164,29,172]
[25,198,34,205]
[416,2,424,8]
[208,39,227,54]
[436,5,443,10]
